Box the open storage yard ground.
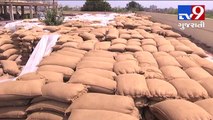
[0,13,213,120]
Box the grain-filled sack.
[76,61,113,71]
[0,48,19,59]
[175,56,200,69]
[0,44,15,52]
[66,93,136,115]
[141,39,156,46]
[0,106,27,119]
[160,66,189,81]
[79,32,96,40]
[68,109,139,120]
[38,65,74,77]
[109,43,126,52]
[142,45,158,53]
[61,47,87,55]
[185,67,212,80]
[75,68,116,80]
[115,53,136,62]
[61,42,79,48]
[26,100,69,114]
[169,51,187,57]
[189,54,213,75]
[150,99,212,120]
[155,55,182,68]
[141,66,164,79]
[85,50,116,58]
[54,50,84,58]
[7,54,19,61]
[146,79,177,101]
[37,71,64,83]
[170,78,208,101]
[106,28,119,40]
[94,41,111,50]
[69,71,116,94]
[134,51,158,67]
[0,37,13,46]
[39,55,81,69]
[26,112,66,120]
[113,60,142,75]
[42,82,87,103]
[0,99,30,107]
[158,44,175,52]
[125,45,143,52]
[82,56,115,63]
[78,41,95,51]
[153,51,170,58]
[115,74,149,97]
[174,45,193,53]
[131,33,144,39]
[127,40,141,46]
[17,72,45,80]
[1,60,20,76]
[199,79,213,97]
[195,98,213,116]
[0,80,45,100]
[120,33,131,39]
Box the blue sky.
[58,1,213,10]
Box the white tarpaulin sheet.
[0,34,59,83]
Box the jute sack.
[127,41,141,46]
[142,45,158,53]
[68,109,139,120]
[109,43,126,52]
[0,80,45,100]
[115,74,150,98]
[174,45,193,53]
[77,41,95,51]
[160,66,189,81]
[0,48,19,59]
[26,100,69,114]
[38,65,74,77]
[106,28,119,40]
[0,37,13,46]
[1,60,20,76]
[146,79,177,101]
[37,71,64,83]
[0,106,27,119]
[61,47,87,55]
[153,51,170,58]
[115,53,136,62]
[85,50,116,58]
[26,112,67,120]
[0,44,15,52]
[199,79,213,97]
[131,33,144,39]
[141,39,156,46]
[7,54,19,61]
[125,45,143,52]
[189,54,213,75]
[134,51,158,67]
[185,67,212,80]
[75,68,116,80]
[141,66,164,79]
[69,71,116,94]
[30,96,50,104]
[17,72,45,80]
[41,82,87,103]
[120,33,131,39]
[175,56,200,69]
[53,50,84,58]
[0,99,30,107]
[79,32,96,40]
[169,51,187,57]
[94,41,111,50]
[155,55,182,68]
[76,61,113,71]
[39,55,81,69]
[158,44,175,52]
[61,42,79,48]
[113,60,142,75]
[66,93,136,115]
[195,98,213,116]
[82,56,115,63]
[150,99,212,120]
[170,78,208,101]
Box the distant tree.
[126,1,143,11]
[63,5,70,11]
[81,0,111,11]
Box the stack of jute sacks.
[10,27,45,65]
[0,13,213,120]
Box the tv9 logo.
[178,5,205,20]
